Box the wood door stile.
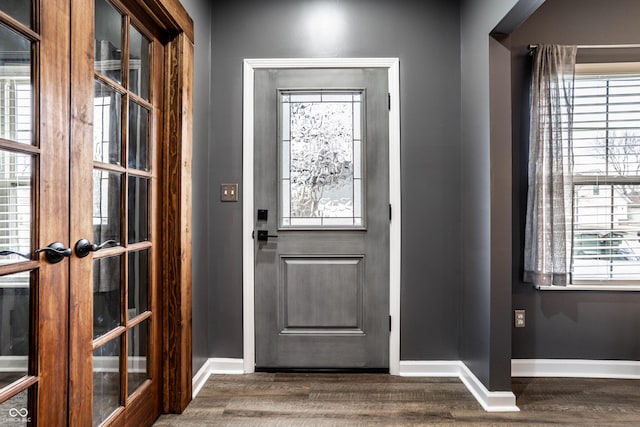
[162,31,193,413]
[39,0,71,425]
[69,0,95,423]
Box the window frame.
[547,61,640,291]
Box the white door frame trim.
[242,57,401,374]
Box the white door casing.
[243,58,401,374]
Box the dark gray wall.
[510,0,640,360]
[178,0,212,375]
[209,0,462,360]
[184,0,639,387]
[460,0,540,391]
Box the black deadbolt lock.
[257,209,268,221]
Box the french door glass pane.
[0,272,30,388]
[93,170,122,244]
[129,26,150,100]
[94,81,122,165]
[0,24,32,145]
[128,249,148,319]
[127,176,148,243]
[0,2,31,28]
[94,0,123,84]
[93,338,121,426]
[0,387,30,425]
[0,150,31,263]
[280,91,364,227]
[127,319,149,396]
[93,256,122,338]
[128,101,149,170]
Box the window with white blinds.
[571,65,640,282]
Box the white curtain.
[524,44,577,286]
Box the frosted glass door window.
[280,91,364,227]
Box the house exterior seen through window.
[570,64,640,283]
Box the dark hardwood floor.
[154,373,640,426]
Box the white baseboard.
[209,357,245,374]
[458,363,519,412]
[92,356,147,373]
[192,358,245,398]
[398,360,461,377]
[192,360,212,399]
[0,356,28,372]
[512,359,640,379]
[399,360,519,412]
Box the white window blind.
[570,67,640,282]
[0,77,31,267]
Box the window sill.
[536,284,640,292]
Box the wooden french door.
[0,1,72,425]
[69,0,164,425]
[0,0,193,425]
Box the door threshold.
[255,367,389,374]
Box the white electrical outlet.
[514,309,525,328]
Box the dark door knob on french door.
[35,242,72,264]
[75,239,120,258]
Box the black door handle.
[0,250,31,260]
[255,230,278,242]
[75,239,120,258]
[35,242,72,264]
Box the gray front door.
[254,68,389,369]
